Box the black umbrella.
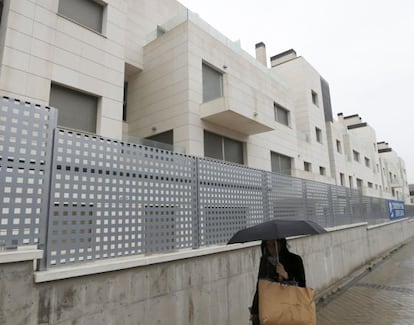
[227,218,327,244]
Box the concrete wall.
[1,219,414,325]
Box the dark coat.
[250,242,306,317]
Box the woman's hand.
[276,262,288,280]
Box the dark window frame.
[204,130,244,164]
[50,83,98,133]
[58,0,105,34]
[274,102,290,126]
[270,151,292,176]
[202,62,223,103]
[315,127,322,143]
[311,90,319,107]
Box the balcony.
[200,97,274,135]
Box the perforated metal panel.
[406,205,414,218]
[0,97,56,248]
[363,196,388,225]
[198,158,265,245]
[330,186,354,226]
[45,129,197,267]
[267,173,306,220]
[0,95,403,268]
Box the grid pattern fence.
[198,159,265,246]
[46,128,198,266]
[0,97,56,249]
[406,205,414,217]
[0,96,407,269]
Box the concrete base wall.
[1,219,414,325]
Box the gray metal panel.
[198,158,264,245]
[330,185,354,226]
[267,173,306,220]
[45,129,197,267]
[406,205,414,218]
[0,97,56,249]
[1,95,407,268]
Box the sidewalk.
[317,238,414,324]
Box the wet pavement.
[317,238,414,325]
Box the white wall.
[0,0,186,139]
[127,19,299,171]
[271,57,333,181]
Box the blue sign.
[388,200,405,220]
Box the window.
[319,166,326,176]
[340,173,345,186]
[315,127,322,143]
[58,0,105,33]
[271,152,292,175]
[123,82,128,121]
[353,150,360,162]
[202,63,223,102]
[336,140,342,153]
[356,178,363,189]
[349,176,353,188]
[304,161,311,172]
[50,83,98,133]
[311,90,319,106]
[364,157,370,167]
[146,130,173,146]
[0,0,3,27]
[368,182,373,189]
[274,103,290,126]
[204,131,243,164]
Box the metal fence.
[0,97,56,249]
[406,205,414,217]
[0,96,406,269]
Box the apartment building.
[0,0,186,139]
[335,114,383,195]
[377,141,410,202]
[270,50,334,184]
[0,0,410,203]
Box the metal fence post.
[262,171,270,221]
[302,180,309,220]
[328,185,335,227]
[37,107,58,271]
[37,128,57,271]
[193,157,200,249]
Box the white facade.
[0,0,186,139]
[377,142,410,202]
[0,0,410,203]
[270,53,334,184]
[409,184,414,204]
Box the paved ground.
[317,239,414,325]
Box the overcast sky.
[178,0,414,183]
